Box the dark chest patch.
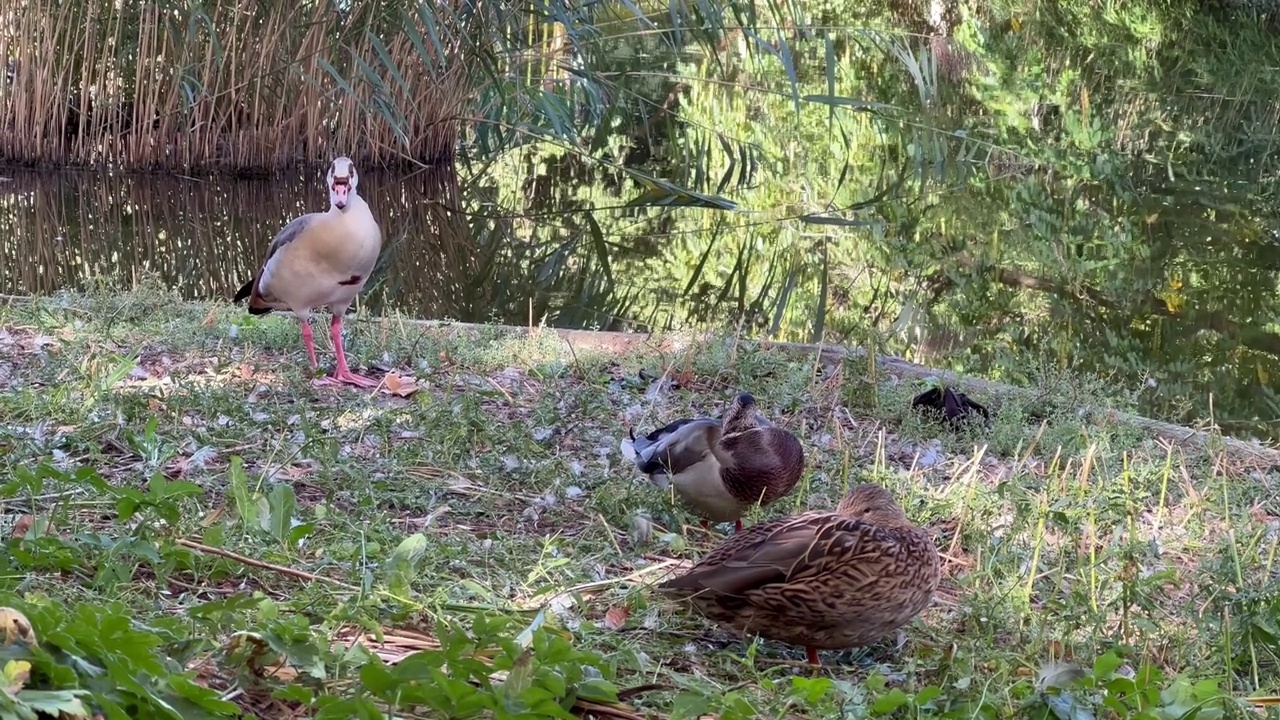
[337,274,363,286]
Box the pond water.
[0,166,587,328]
[0,162,762,334]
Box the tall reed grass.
[0,0,501,173]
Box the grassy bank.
[0,287,1276,719]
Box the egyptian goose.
[657,483,941,666]
[233,156,383,388]
[621,393,805,532]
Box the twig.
[175,538,359,590]
[615,683,676,702]
[595,512,624,557]
[484,375,515,404]
[525,558,684,609]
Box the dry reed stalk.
[0,0,490,173]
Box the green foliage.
[0,599,241,719]
[414,0,1280,440]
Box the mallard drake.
[233,156,383,388]
[656,483,941,665]
[621,392,804,532]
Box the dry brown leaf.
[264,664,300,682]
[148,398,165,413]
[201,308,218,328]
[238,363,255,380]
[270,464,314,482]
[602,605,629,630]
[10,515,33,539]
[167,456,192,477]
[1248,503,1279,526]
[10,515,57,540]
[0,607,37,647]
[199,506,227,527]
[382,371,420,398]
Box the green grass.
[0,284,1277,719]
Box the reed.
[0,0,502,173]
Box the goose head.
[327,156,360,211]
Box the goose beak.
[331,180,350,210]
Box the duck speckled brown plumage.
[656,483,940,665]
[623,393,804,532]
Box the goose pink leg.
[300,323,320,369]
[313,314,381,389]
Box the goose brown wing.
[235,212,322,308]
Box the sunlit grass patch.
[0,288,1276,719]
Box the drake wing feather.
[636,418,722,475]
[633,417,708,450]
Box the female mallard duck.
[621,393,804,532]
[656,483,941,665]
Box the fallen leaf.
[166,456,192,477]
[262,464,314,482]
[148,398,164,413]
[238,363,255,380]
[202,308,218,328]
[1,658,31,694]
[199,507,227,528]
[382,371,420,398]
[0,607,37,647]
[10,515,32,538]
[1249,504,1279,526]
[602,605,629,630]
[264,664,300,682]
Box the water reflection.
[0,165,640,328]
